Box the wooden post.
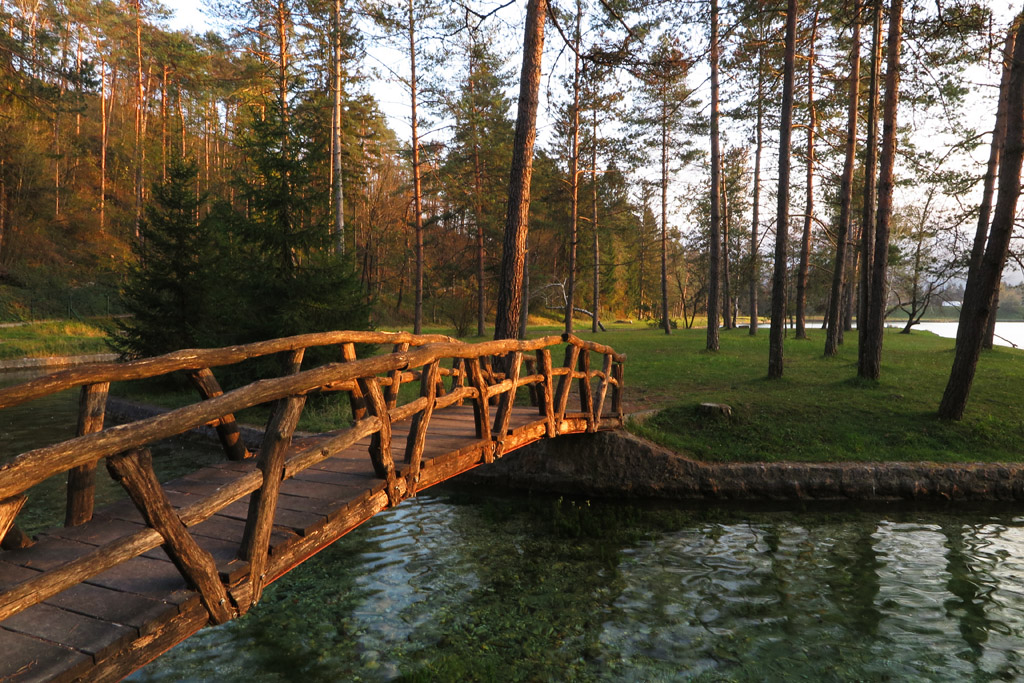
[450,357,466,404]
[0,495,27,548]
[492,352,522,459]
[611,362,624,421]
[577,350,594,429]
[357,377,395,481]
[65,381,109,527]
[385,342,410,410]
[107,449,234,624]
[536,348,556,437]
[466,357,491,440]
[239,394,306,607]
[404,360,440,484]
[524,357,539,406]
[188,368,249,461]
[554,344,580,425]
[342,342,367,420]
[592,353,613,432]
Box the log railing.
[0,331,625,627]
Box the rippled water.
[128,492,1024,682]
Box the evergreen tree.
[115,157,225,357]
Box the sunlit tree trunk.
[591,106,600,334]
[564,1,581,335]
[795,9,818,339]
[858,0,883,355]
[332,0,345,254]
[825,0,860,357]
[768,0,798,379]
[859,0,903,380]
[707,0,722,349]
[408,0,425,334]
[494,0,547,340]
[939,17,1024,420]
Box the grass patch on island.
[565,324,1024,464]
[0,320,111,360]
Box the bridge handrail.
[0,330,458,410]
[0,331,625,627]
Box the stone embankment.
[464,430,1024,502]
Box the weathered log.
[592,354,613,432]
[493,352,523,459]
[577,351,594,431]
[0,330,455,410]
[562,333,626,362]
[106,449,234,624]
[341,343,366,421]
[466,357,491,441]
[0,495,27,547]
[358,377,394,481]
[612,363,624,419]
[65,382,109,527]
[554,344,580,423]
[404,360,440,483]
[240,394,305,607]
[537,349,557,437]
[384,342,410,410]
[187,368,249,461]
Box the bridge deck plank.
[0,404,611,681]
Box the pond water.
[124,490,1024,683]
[6,373,1024,681]
[895,321,1024,350]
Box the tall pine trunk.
[332,0,345,255]
[591,106,600,333]
[707,0,722,349]
[660,97,671,335]
[795,9,818,339]
[859,0,903,380]
[768,0,799,379]
[939,17,1024,419]
[825,0,861,357]
[749,46,764,336]
[494,0,547,340]
[564,3,582,335]
[408,0,425,334]
[963,23,1017,349]
[858,0,883,356]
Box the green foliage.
[114,158,226,357]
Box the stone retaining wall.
[462,430,1024,502]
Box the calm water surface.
[127,491,1024,682]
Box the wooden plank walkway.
[0,332,626,682]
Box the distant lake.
[899,321,1024,350]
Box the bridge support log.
[592,354,613,432]
[342,343,367,420]
[188,368,249,461]
[240,394,306,608]
[405,360,440,484]
[65,381,109,527]
[0,495,27,548]
[493,352,523,459]
[578,352,594,431]
[536,349,557,438]
[358,377,395,484]
[106,449,235,624]
[466,358,491,441]
[385,342,410,410]
[554,344,580,426]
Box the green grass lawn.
[563,323,1024,464]
[9,316,1023,464]
[0,320,111,360]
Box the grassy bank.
[567,324,1023,464]
[0,320,111,360]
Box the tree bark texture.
[939,18,1024,420]
[564,5,581,335]
[768,0,799,379]
[707,0,722,350]
[795,9,818,340]
[749,46,764,336]
[858,0,883,353]
[591,106,600,334]
[409,0,425,334]
[494,0,547,340]
[825,0,860,357]
[332,0,345,255]
[859,0,903,380]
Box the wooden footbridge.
[0,331,625,681]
